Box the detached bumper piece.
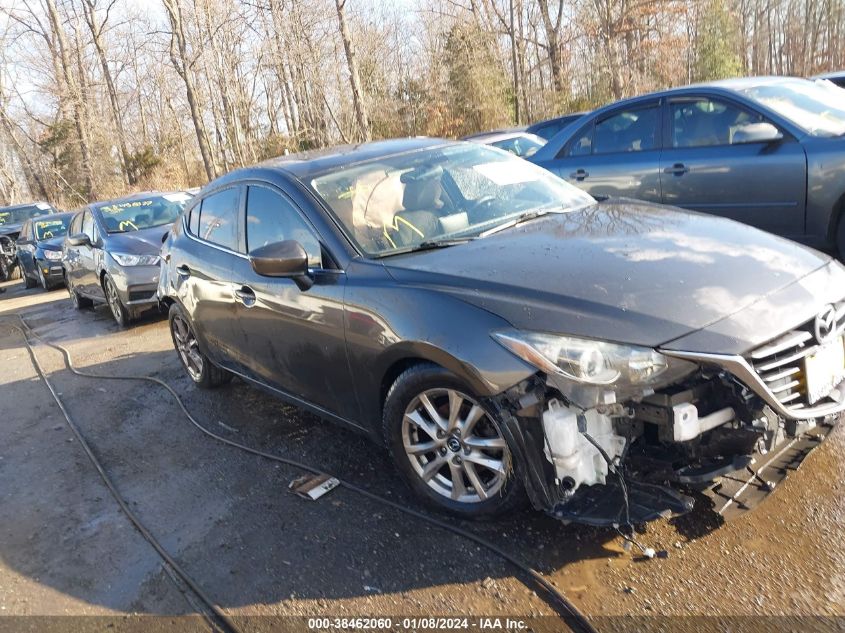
[550,480,694,527]
[705,421,833,521]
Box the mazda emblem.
[814,305,838,345]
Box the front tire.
[383,363,525,519]
[104,274,130,327]
[23,262,37,289]
[168,303,231,389]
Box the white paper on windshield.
[473,161,540,186]
[36,202,51,210]
[163,192,192,203]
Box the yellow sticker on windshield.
[101,200,154,214]
[118,220,139,232]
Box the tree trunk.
[82,0,135,185]
[44,0,97,199]
[162,0,216,182]
[335,0,371,142]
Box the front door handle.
[234,285,256,307]
[569,168,589,181]
[175,264,191,277]
[664,163,689,176]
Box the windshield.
[0,203,52,226]
[739,79,845,137]
[93,193,192,233]
[309,144,593,257]
[34,216,71,240]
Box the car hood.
[0,223,22,238]
[383,199,840,352]
[105,224,170,255]
[39,235,66,250]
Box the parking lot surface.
[1,279,843,630]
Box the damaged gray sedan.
[159,139,844,525]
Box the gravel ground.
[0,278,843,632]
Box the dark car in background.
[64,191,192,326]
[16,212,75,290]
[529,77,845,256]
[461,130,547,157]
[525,112,587,140]
[813,70,845,89]
[0,201,57,281]
[158,139,844,524]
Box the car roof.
[31,211,75,221]
[528,112,587,127]
[812,70,845,80]
[0,201,54,212]
[260,137,455,180]
[89,190,190,208]
[460,127,527,141]
[463,131,545,144]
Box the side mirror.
[249,240,313,290]
[733,122,783,145]
[67,233,90,247]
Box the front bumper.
[35,259,65,286]
[107,262,160,308]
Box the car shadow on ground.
[0,286,728,616]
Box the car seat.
[386,177,442,247]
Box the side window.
[245,186,322,268]
[69,213,81,236]
[198,188,240,252]
[671,98,764,148]
[20,221,31,240]
[81,211,95,240]
[567,124,593,157]
[592,106,659,154]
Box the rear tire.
[837,214,845,261]
[168,302,231,389]
[383,363,526,519]
[67,277,93,309]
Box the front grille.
[747,301,845,411]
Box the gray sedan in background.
[64,191,192,326]
[529,76,845,257]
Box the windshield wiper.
[480,207,563,238]
[411,237,477,251]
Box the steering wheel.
[467,195,499,222]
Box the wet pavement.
[0,278,843,631]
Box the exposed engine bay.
[493,359,839,528]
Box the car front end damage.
[485,300,845,527]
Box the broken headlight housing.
[492,329,697,402]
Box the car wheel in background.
[383,363,526,518]
[168,303,231,389]
[36,267,48,290]
[838,214,845,261]
[22,262,38,289]
[103,274,130,327]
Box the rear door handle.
[664,163,689,175]
[234,285,256,307]
[175,264,191,277]
[569,168,589,181]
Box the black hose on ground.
[8,313,598,633]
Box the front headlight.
[111,252,160,267]
[43,250,63,261]
[492,329,696,391]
